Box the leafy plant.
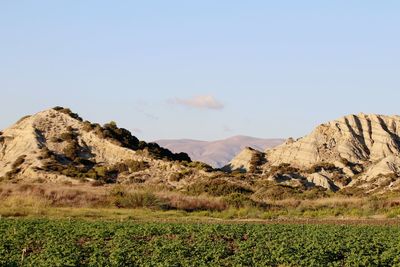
[1,219,400,266]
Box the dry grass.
[0,183,110,208]
[0,183,228,212]
[271,197,365,209]
[1,195,50,216]
[1,183,400,220]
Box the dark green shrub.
[37,147,56,160]
[67,116,191,163]
[248,150,266,173]
[169,173,184,182]
[188,179,253,197]
[306,162,341,174]
[50,137,63,143]
[331,173,352,186]
[99,121,140,150]
[12,155,26,169]
[186,161,214,172]
[61,166,87,179]
[260,184,327,200]
[3,168,21,180]
[53,106,83,121]
[122,160,150,172]
[63,141,80,160]
[141,142,191,162]
[111,189,165,209]
[266,163,300,176]
[107,160,150,174]
[169,169,193,182]
[224,193,266,208]
[82,121,94,132]
[60,132,76,142]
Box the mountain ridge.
[227,113,400,193]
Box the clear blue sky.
[1,1,399,141]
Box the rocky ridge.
[0,107,210,187]
[228,114,400,193]
[3,109,400,196]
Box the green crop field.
[1,219,400,267]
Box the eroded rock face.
[0,108,202,186]
[266,113,400,168]
[263,114,400,192]
[228,114,400,193]
[306,173,337,191]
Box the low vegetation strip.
[1,219,400,266]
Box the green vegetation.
[256,182,328,200]
[223,193,266,209]
[1,218,400,266]
[306,162,340,174]
[187,179,253,196]
[248,150,266,173]
[51,106,191,163]
[140,142,191,162]
[12,155,26,169]
[2,182,400,221]
[266,163,300,177]
[0,155,27,181]
[184,161,213,172]
[42,159,151,184]
[95,121,140,150]
[53,106,83,121]
[111,189,166,209]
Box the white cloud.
[170,95,224,110]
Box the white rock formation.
[228,113,400,192]
[266,113,400,168]
[224,147,265,172]
[0,108,201,185]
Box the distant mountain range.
[155,136,285,168]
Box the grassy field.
[1,183,400,222]
[1,218,400,266]
[2,183,400,266]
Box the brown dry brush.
[1,183,400,216]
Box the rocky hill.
[229,114,400,194]
[156,136,283,168]
[3,109,400,197]
[0,107,211,187]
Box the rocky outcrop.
[266,113,400,168]
[0,108,204,186]
[223,147,266,172]
[227,114,400,193]
[306,173,337,191]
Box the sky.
[1,1,400,141]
